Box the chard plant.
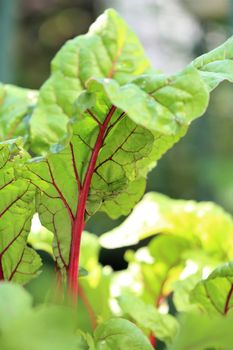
[1,8,233,350]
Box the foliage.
[0,7,233,350]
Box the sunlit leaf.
[30,8,151,153]
[100,192,233,261]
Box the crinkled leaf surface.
[0,140,41,284]
[0,83,37,142]
[25,9,215,277]
[26,92,189,272]
[86,65,209,134]
[94,318,154,350]
[170,312,233,350]
[190,261,233,316]
[118,293,178,345]
[193,36,233,91]
[30,8,151,152]
[100,192,233,258]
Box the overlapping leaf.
[100,192,233,259]
[86,65,209,133]
[0,140,41,284]
[0,83,37,142]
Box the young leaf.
[0,83,37,142]
[94,318,154,350]
[118,293,178,345]
[30,8,151,153]
[190,261,233,316]
[0,139,41,284]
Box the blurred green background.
[1,0,233,246]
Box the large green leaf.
[0,83,37,142]
[192,36,233,90]
[26,10,233,288]
[30,8,151,153]
[190,261,233,316]
[100,192,233,259]
[118,293,178,345]
[94,318,154,350]
[0,140,41,284]
[25,104,187,273]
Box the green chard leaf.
[86,65,209,134]
[190,261,233,316]
[24,9,233,293]
[30,8,151,153]
[26,67,207,274]
[0,83,37,142]
[192,35,233,91]
[0,139,41,284]
[94,318,154,350]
